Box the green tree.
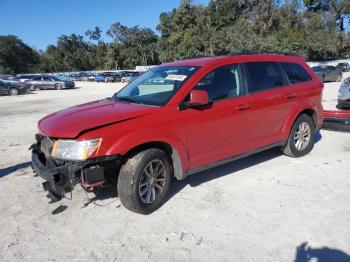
[0,35,40,74]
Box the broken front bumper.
[30,135,120,201]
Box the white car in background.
[338,76,350,109]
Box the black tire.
[29,84,35,92]
[281,114,316,157]
[117,148,172,214]
[337,74,342,82]
[55,83,63,90]
[9,88,19,96]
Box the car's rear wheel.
[117,148,172,214]
[282,114,316,157]
[9,88,19,96]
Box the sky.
[0,0,210,51]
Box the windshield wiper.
[114,96,140,104]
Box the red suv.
[31,54,323,214]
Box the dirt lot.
[0,77,349,262]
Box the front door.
[184,64,251,170]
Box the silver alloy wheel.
[138,159,166,204]
[294,122,311,151]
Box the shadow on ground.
[164,147,282,205]
[81,185,118,208]
[295,242,350,262]
[56,133,323,209]
[0,161,31,178]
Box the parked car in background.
[105,72,122,82]
[336,62,350,72]
[0,79,28,96]
[87,74,96,82]
[31,53,323,214]
[17,74,39,83]
[69,72,86,81]
[121,72,142,83]
[95,72,121,82]
[26,75,75,91]
[0,76,20,82]
[338,76,350,109]
[311,65,342,82]
[95,74,106,82]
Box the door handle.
[284,93,296,99]
[236,104,251,111]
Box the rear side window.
[245,62,284,93]
[281,62,312,84]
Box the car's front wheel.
[9,88,19,96]
[117,148,172,214]
[28,84,35,92]
[282,114,316,157]
[337,74,342,82]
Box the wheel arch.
[282,105,318,138]
[118,141,185,180]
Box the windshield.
[113,66,200,106]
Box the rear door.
[31,76,43,88]
[245,62,297,148]
[42,76,54,89]
[184,64,251,169]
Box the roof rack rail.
[180,51,302,60]
[227,51,302,57]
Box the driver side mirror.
[184,90,211,109]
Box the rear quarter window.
[280,62,312,84]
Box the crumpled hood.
[38,99,158,138]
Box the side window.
[43,76,51,81]
[281,62,312,84]
[32,76,42,81]
[245,62,284,93]
[193,64,242,102]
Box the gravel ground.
[0,77,349,262]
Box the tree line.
[1,0,350,74]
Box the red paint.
[323,110,350,119]
[38,54,323,176]
[188,90,209,106]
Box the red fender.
[105,127,190,177]
[281,101,320,139]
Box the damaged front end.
[30,134,120,202]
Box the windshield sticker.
[165,74,187,81]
